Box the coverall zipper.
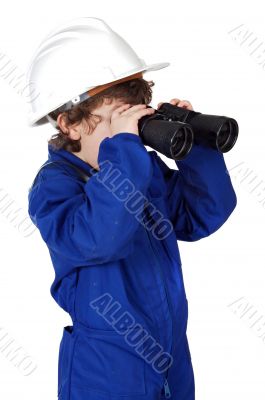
[144,205,173,398]
[163,378,171,398]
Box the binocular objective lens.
[217,120,238,153]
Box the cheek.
[90,121,112,149]
[94,121,112,140]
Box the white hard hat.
[25,17,170,127]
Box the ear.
[57,113,81,140]
[57,113,68,133]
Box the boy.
[27,17,237,400]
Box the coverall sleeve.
[28,133,153,265]
[153,142,237,241]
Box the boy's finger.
[134,107,155,117]
[129,104,147,109]
[177,100,193,110]
[112,104,131,116]
[114,104,131,111]
[121,104,147,115]
[169,98,181,105]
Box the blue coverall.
[28,132,237,400]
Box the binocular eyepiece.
[138,103,239,160]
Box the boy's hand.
[157,98,194,111]
[110,104,155,137]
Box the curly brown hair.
[47,77,155,152]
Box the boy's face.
[71,97,126,169]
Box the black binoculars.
[138,103,239,160]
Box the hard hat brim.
[28,61,170,127]
[143,62,170,72]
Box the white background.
[0,1,264,399]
